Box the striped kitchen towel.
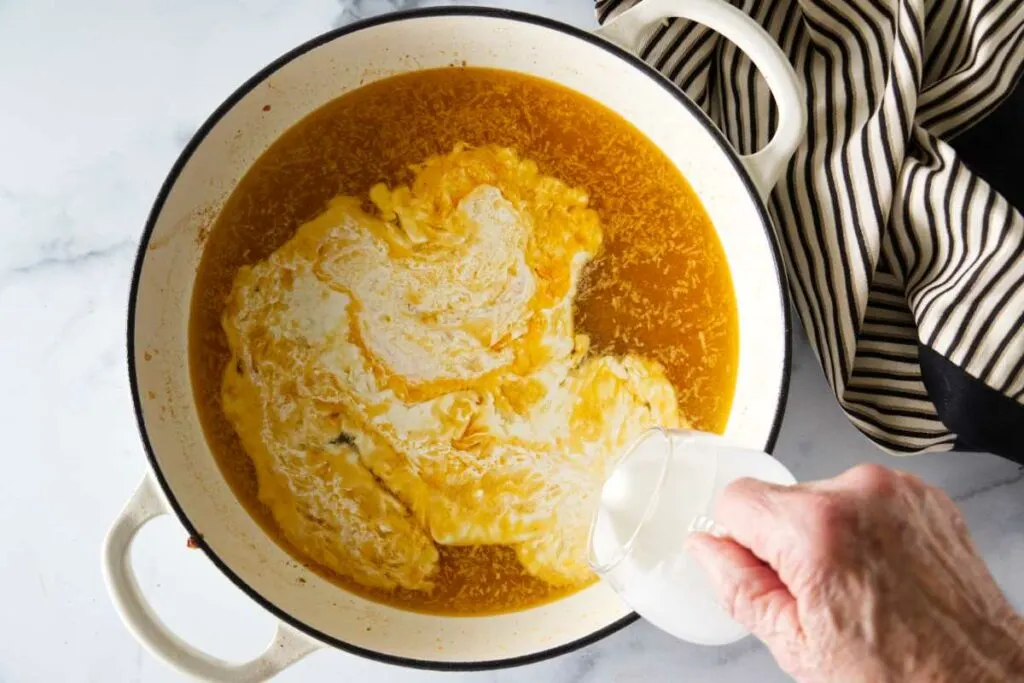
[596,0,1024,462]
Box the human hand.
[687,463,1024,682]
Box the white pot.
[104,2,804,679]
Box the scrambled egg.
[221,145,681,592]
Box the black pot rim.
[126,5,792,673]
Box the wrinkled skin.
[688,464,1024,683]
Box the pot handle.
[595,0,806,199]
[102,476,322,682]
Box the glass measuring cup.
[587,428,796,645]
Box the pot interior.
[130,9,787,666]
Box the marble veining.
[1,0,1020,681]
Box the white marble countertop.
[2,0,1021,681]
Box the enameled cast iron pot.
[104,1,805,679]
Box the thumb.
[686,532,801,645]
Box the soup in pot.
[189,67,737,616]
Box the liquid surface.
[220,145,682,596]
[190,67,738,615]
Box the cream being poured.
[220,144,683,592]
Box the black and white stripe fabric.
[596,0,1024,462]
